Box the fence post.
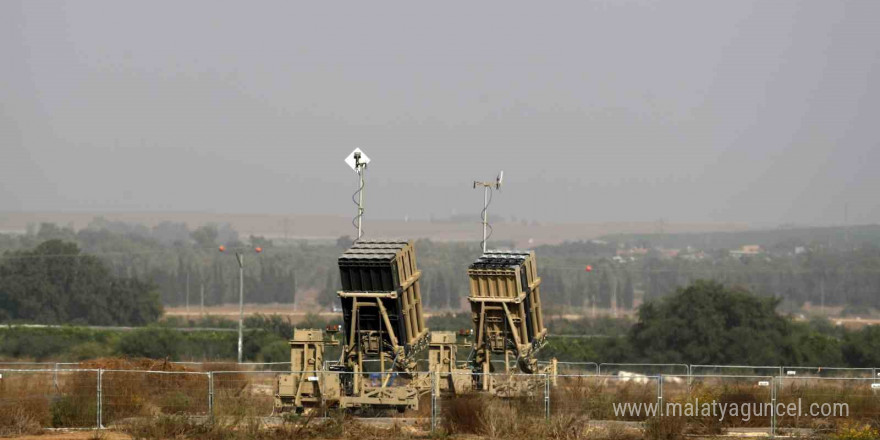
[770,376,777,438]
[208,372,214,424]
[430,371,437,432]
[544,373,550,420]
[53,363,59,394]
[657,374,663,416]
[97,369,103,429]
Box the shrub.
[644,416,686,440]
[831,421,880,440]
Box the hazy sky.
[2,1,879,226]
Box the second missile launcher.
[468,250,547,374]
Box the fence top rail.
[450,372,548,378]
[171,361,292,365]
[212,369,433,375]
[0,368,101,373]
[780,376,880,382]
[553,361,599,365]
[213,369,440,375]
[782,366,875,371]
[600,363,688,367]
[100,369,210,375]
[555,374,660,379]
[0,361,57,365]
[690,364,780,369]
[672,374,775,380]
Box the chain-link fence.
[0,369,99,429]
[3,365,879,436]
[663,374,775,436]
[780,367,877,379]
[542,361,599,374]
[777,376,880,432]
[551,374,659,421]
[599,362,689,376]
[100,370,210,426]
[212,370,286,420]
[690,364,783,377]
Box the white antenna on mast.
[345,148,371,241]
[473,170,503,253]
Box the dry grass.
[642,417,686,440]
[777,380,880,430]
[0,406,44,437]
[68,359,210,425]
[120,412,416,440]
[439,392,645,440]
[8,361,880,439]
[0,369,96,430]
[551,376,657,421]
[0,357,215,431]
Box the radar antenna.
[344,148,370,241]
[473,170,503,253]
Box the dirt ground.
[163,302,337,320]
[13,431,131,440]
[162,302,637,322]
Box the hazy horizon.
[3,1,879,226]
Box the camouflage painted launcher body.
[338,239,428,372]
[468,250,547,374]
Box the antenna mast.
[473,171,503,253]
[345,148,371,242]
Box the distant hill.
[0,211,749,247]
[601,224,880,251]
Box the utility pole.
[237,253,244,362]
[200,283,205,316]
[185,272,190,314]
[219,245,262,363]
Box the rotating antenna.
[473,170,503,253]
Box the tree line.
[543,281,880,368]
[3,283,879,369]
[2,220,880,321]
[0,240,161,325]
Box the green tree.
[621,274,635,309]
[318,271,338,308]
[841,326,880,367]
[190,225,218,248]
[630,280,794,365]
[0,240,162,325]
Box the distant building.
[659,248,680,258]
[680,250,706,261]
[617,247,649,257]
[730,245,762,257]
